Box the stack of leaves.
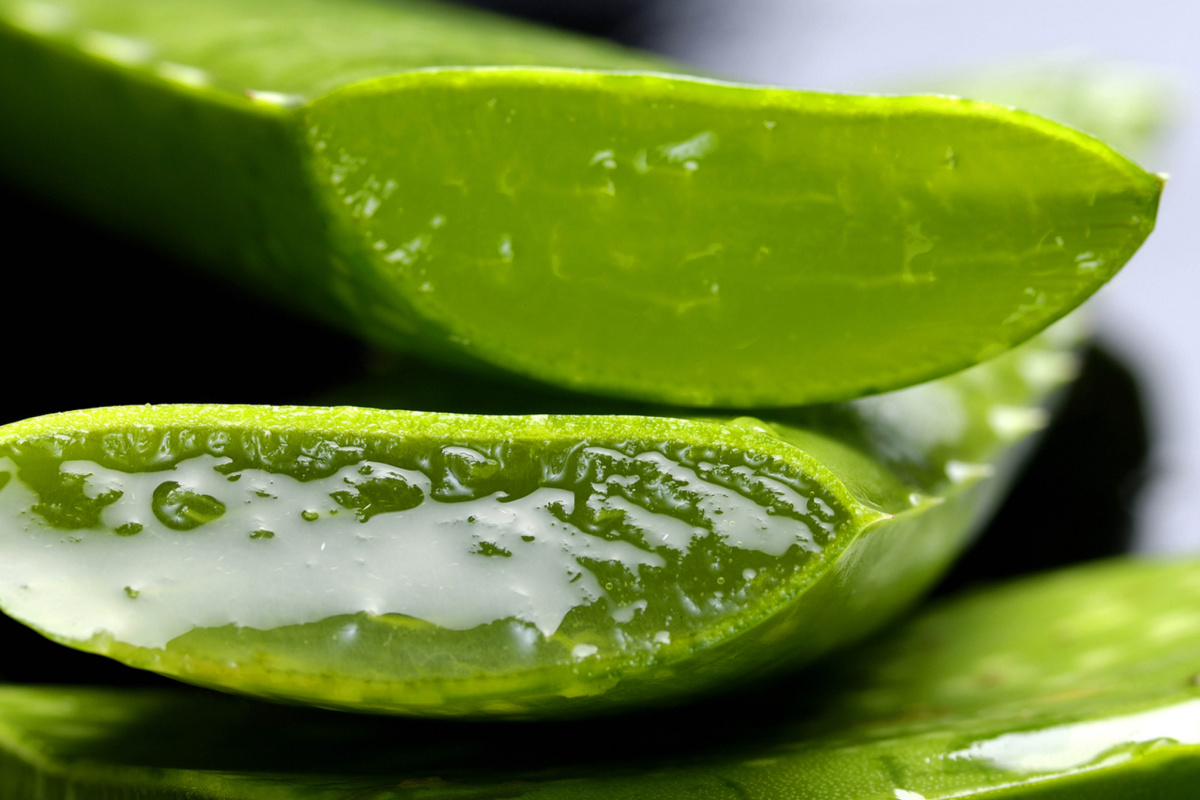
[0,0,1190,798]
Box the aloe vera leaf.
[3,556,1200,799]
[0,319,1081,718]
[0,0,1161,406]
[912,58,1174,162]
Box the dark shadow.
[14,670,843,785]
[0,177,371,428]
[449,0,664,45]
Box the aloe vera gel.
[0,444,843,643]
[0,410,870,716]
[0,319,1078,717]
[0,418,848,706]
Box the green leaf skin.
[0,321,1082,718]
[3,556,1200,799]
[908,58,1174,162]
[0,0,1161,406]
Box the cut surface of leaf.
[0,323,1080,717]
[0,0,1162,405]
[2,557,1200,799]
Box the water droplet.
[151,482,225,531]
[250,529,275,540]
[1074,250,1104,271]
[659,130,718,164]
[301,510,319,522]
[384,234,429,266]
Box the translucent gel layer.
[0,435,841,658]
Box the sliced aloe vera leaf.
[3,557,1200,799]
[0,0,1161,406]
[0,321,1082,718]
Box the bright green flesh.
[0,323,1080,717]
[0,0,1161,406]
[3,556,1199,799]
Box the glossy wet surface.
[0,1,1187,795]
[0,426,843,679]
